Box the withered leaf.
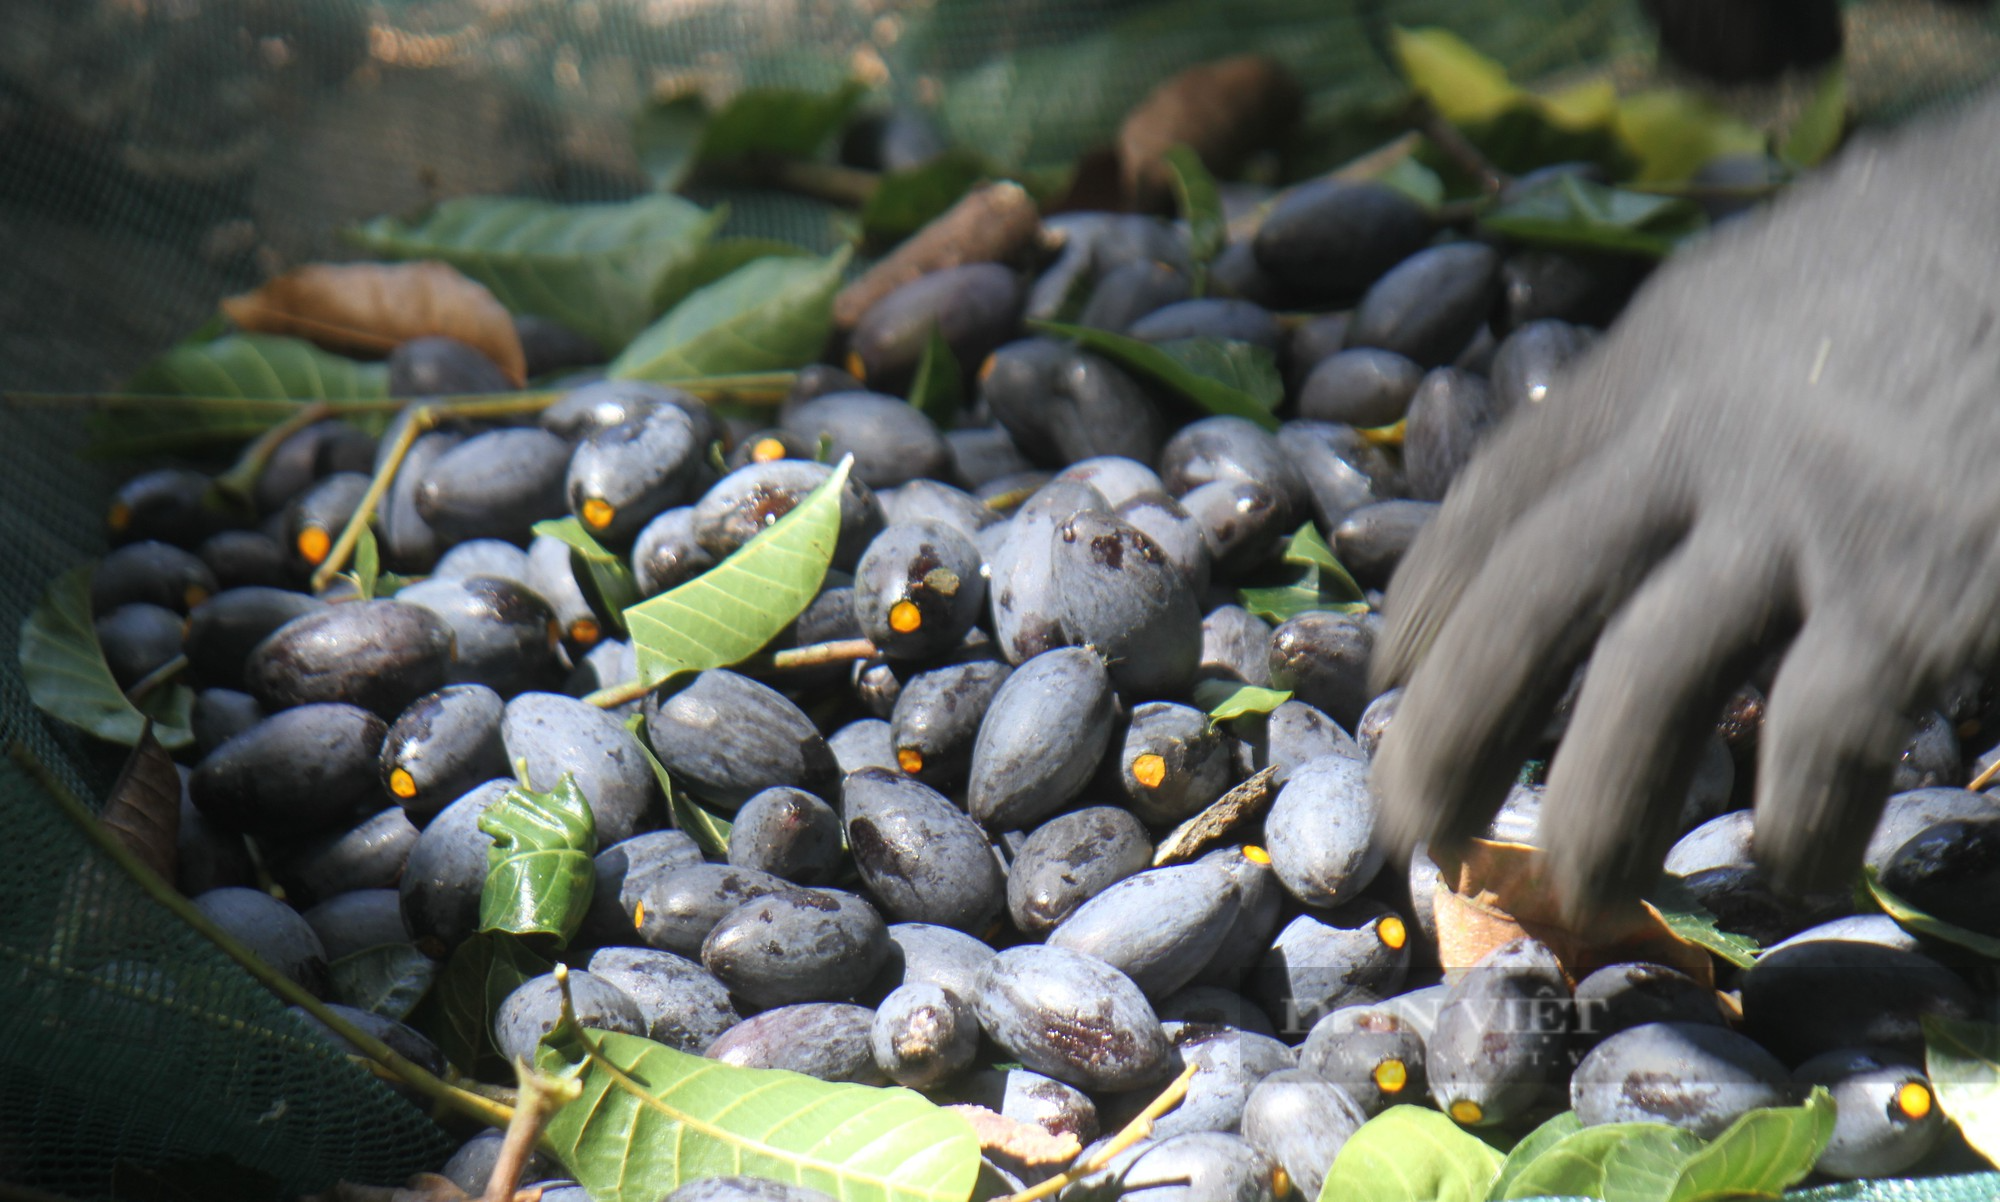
[100,722,180,883]
[943,1104,1082,1166]
[223,261,527,386]
[1430,837,1714,988]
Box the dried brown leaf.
[1152,766,1280,866]
[224,261,526,385]
[1116,55,1303,212]
[1431,837,1715,988]
[945,1105,1083,1166]
[831,183,1040,329]
[101,723,180,883]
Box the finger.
[1371,447,1690,859]
[1752,614,1917,897]
[1374,386,1628,693]
[1539,531,1796,924]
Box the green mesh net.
[5,1,2000,1198]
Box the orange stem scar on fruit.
[1131,753,1168,788]
[297,526,333,565]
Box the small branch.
[483,1059,581,1202]
[585,639,882,709]
[311,404,434,592]
[11,740,513,1131]
[1401,97,1509,196]
[584,677,654,710]
[123,654,188,706]
[994,1062,1199,1202]
[752,637,879,674]
[737,154,880,208]
[1970,757,2000,794]
[211,401,334,502]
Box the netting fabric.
[4,1,2000,1198]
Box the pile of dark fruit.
[33,48,2000,1202]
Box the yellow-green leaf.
[1926,1014,2000,1168]
[626,457,851,686]
[1614,90,1765,185]
[1392,27,1517,125]
[1666,1088,1834,1201]
[611,250,848,384]
[1192,682,1292,721]
[1864,868,2000,961]
[539,1026,981,1202]
[1318,1105,1503,1202]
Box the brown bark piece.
[1117,55,1304,213]
[831,182,1041,330]
[224,260,527,385]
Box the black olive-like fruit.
[643,670,840,810]
[566,402,710,546]
[380,685,508,824]
[844,767,1006,933]
[779,392,952,490]
[853,520,987,659]
[415,427,571,545]
[396,575,564,697]
[191,703,387,837]
[245,600,454,720]
[1251,181,1431,306]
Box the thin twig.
[994,1062,1200,1202]
[584,639,881,709]
[212,401,333,501]
[1402,97,1509,196]
[122,654,188,706]
[483,1059,581,1202]
[10,740,513,1131]
[310,404,434,592]
[1970,756,2000,793]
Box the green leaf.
[633,95,707,192]
[423,932,552,1075]
[1192,681,1292,721]
[1498,1121,1700,1200]
[1481,175,1705,259]
[1319,1105,1503,1202]
[611,250,848,384]
[326,943,438,1021]
[1925,1014,2000,1167]
[349,525,381,602]
[626,714,733,858]
[1664,1088,1833,1201]
[1378,155,1446,208]
[1164,145,1225,295]
[101,334,390,456]
[1238,572,1371,626]
[1780,66,1846,170]
[19,567,194,749]
[697,81,869,166]
[1027,321,1279,430]
[534,517,642,637]
[1489,1111,1582,1198]
[348,196,724,352]
[1863,868,2000,961]
[861,152,990,243]
[1646,874,1761,969]
[626,456,851,687]
[1284,523,1364,603]
[477,774,597,947]
[651,237,811,315]
[906,328,963,429]
[538,1026,981,1202]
